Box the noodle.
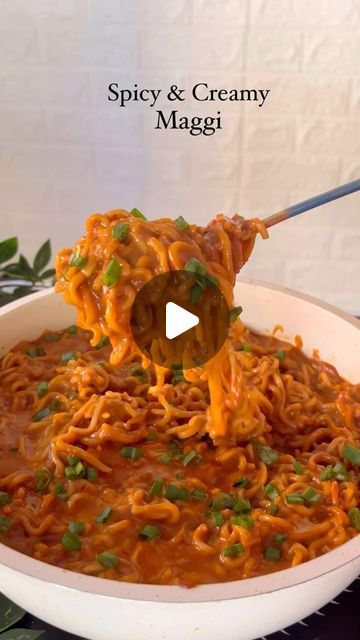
[0,209,359,587]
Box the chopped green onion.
[121,446,142,461]
[293,461,304,475]
[348,507,360,532]
[264,546,281,561]
[176,472,185,480]
[211,512,224,528]
[285,493,304,505]
[67,455,80,466]
[36,381,48,398]
[211,492,234,511]
[184,258,207,276]
[332,462,349,481]
[175,216,189,231]
[54,483,68,500]
[67,325,77,334]
[102,258,122,287]
[320,465,333,481]
[165,484,190,502]
[265,483,280,500]
[60,351,78,364]
[171,364,185,385]
[191,488,207,501]
[49,397,61,412]
[87,467,98,482]
[240,342,252,352]
[32,407,52,422]
[96,336,110,349]
[130,207,147,220]
[69,253,86,269]
[35,468,52,492]
[189,283,204,304]
[273,533,287,544]
[68,520,85,535]
[97,551,119,568]
[168,439,183,458]
[159,454,171,464]
[150,477,164,497]
[0,516,11,533]
[65,460,85,479]
[0,492,10,505]
[27,347,46,358]
[223,543,245,557]
[233,477,250,488]
[276,349,286,361]
[43,333,61,343]
[146,430,158,442]
[343,443,360,466]
[231,515,254,529]
[302,487,322,505]
[254,441,279,465]
[230,306,243,322]
[140,524,161,539]
[61,531,81,551]
[96,506,113,524]
[268,503,279,515]
[233,497,252,514]
[112,222,130,241]
[183,450,201,466]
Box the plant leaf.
[0,238,18,265]
[12,286,35,298]
[0,595,25,633]
[18,256,35,282]
[0,629,44,640]
[39,268,55,280]
[33,240,51,275]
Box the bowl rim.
[0,281,359,603]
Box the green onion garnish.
[273,533,287,544]
[165,484,190,502]
[232,477,250,488]
[146,430,158,442]
[191,488,207,501]
[60,351,78,364]
[69,254,86,269]
[320,462,349,482]
[293,461,304,475]
[183,450,201,466]
[97,551,119,568]
[264,546,281,561]
[211,492,234,511]
[253,441,279,465]
[87,467,98,482]
[285,493,304,505]
[0,516,11,533]
[27,347,46,358]
[175,216,189,230]
[0,492,10,505]
[96,506,113,524]
[140,524,161,539]
[240,342,252,352]
[348,507,360,532]
[112,222,130,241]
[302,487,322,505]
[32,407,52,422]
[230,306,243,322]
[231,515,254,529]
[121,446,142,461]
[264,482,280,500]
[189,283,204,305]
[184,258,207,276]
[276,349,286,361]
[159,454,171,464]
[150,477,164,497]
[320,465,333,481]
[61,531,81,551]
[268,503,279,515]
[36,381,48,398]
[54,483,68,500]
[68,521,85,535]
[102,258,122,287]
[67,325,77,334]
[43,333,61,342]
[96,336,110,349]
[67,455,80,466]
[233,497,252,514]
[65,460,85,480]
[35,468,52,492]
[343,443,360,466]
[211,512,224,528]
[223,543,245,557]
[171,364,185,385]
[130,207,147,220]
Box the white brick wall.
[0,0,359,314]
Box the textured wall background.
[0,0,359,313]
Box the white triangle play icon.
[165,302,199,340]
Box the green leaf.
[33,240,51,275]
[0,238,18,264]
[18,255,35,281]
[40,268,55,280]
[0,594,25,633]
[0,629,44,640]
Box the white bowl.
[0,281,359,640]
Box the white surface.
[0,1,359,313]
[0,283,359,640]
[165,301,199,339]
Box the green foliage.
[0,238,55,307]
[0,595,44,639]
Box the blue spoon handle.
[264,179,360,228]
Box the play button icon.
[166,302,199,339]
[130,270,230,370]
